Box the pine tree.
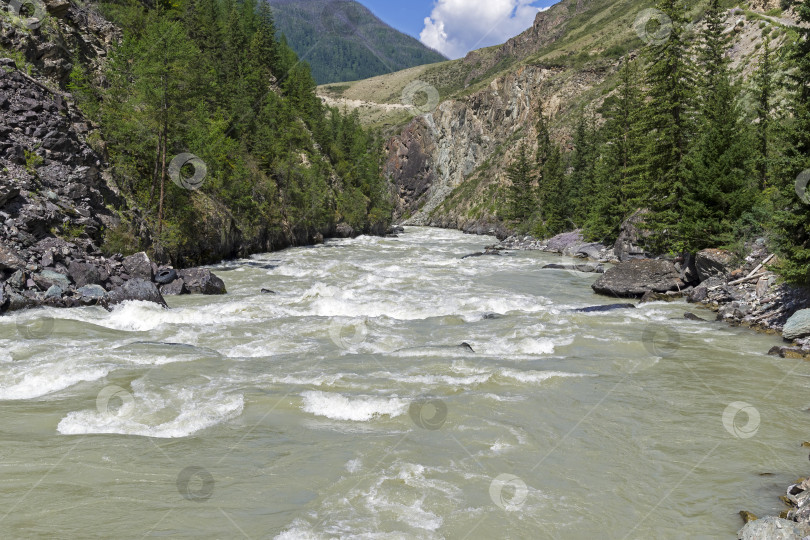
[584,57,644,243]
[681,0,753,249]
[535,102,567,235]
[641,0,695,252]
[755,36,774,190]
[568,115,596,226]
[772,0,810,283]
[506,143,536,220]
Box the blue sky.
[358,0,558,59]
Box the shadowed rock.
[177,268,226,295]
[573,304,636,313]
[683,312,707,322]
[106,279,167,308]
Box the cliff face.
[385,61,610,231]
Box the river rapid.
[0,227,807,539]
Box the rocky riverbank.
[490,228,810,356]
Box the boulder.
[77,284,107,299]
[783,309,810,340]
[575,242,606,260]
[177,268,226,295]
[123,252,153,281]
[613,209,651,262]
[106,279,167,308]
[545,231,584,254]
[0,184,19,207]
[574,304,636,313]
[44,285,63,299]
[737,516,810,540]
[695,248,735,282]
[335,223,356,238]
[160,278,186,296]
[542,263,604,273]
[684,312,707,322]
[0,244,25,270]
[67,261,101,288]
[591,259,684,298]
[33,270,71,290]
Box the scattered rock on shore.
[737,516,810,539]
[783,309,810,340]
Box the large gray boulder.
[784,309,810,340]
[695,248,735,282]
[106,279,167,308]
[123,252,153,281]
[177,268,226,295]
[592,259,685,298]
[33,269,71,290]
[67,261,101,288]
[738,516,810,539]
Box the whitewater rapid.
[0,227,805,539]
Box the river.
[0,227,807,538]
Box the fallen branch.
[745,254,776,280]
[728,272,768,287]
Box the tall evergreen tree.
[642,0,695,252]
[506,143,536,221]
[585,57,645,242]
[682,0,753,249]
[535,102,567,235]
[755,36,774,190]
[772,0,810,283]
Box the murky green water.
[0,227,806,539]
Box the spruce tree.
[506,143,536,221]
[755,36,774,190]
[682,0,753,249]
[641,0,695,252]
[535,102,567,235]
[584,57,645,243]
[772,0,810,283]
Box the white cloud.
[420,0,548,59]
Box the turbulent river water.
[1,227,808,539]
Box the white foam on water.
[0,363,110,400]
[301,391,408,422]
[345,458,363,473]
[57,380,244,438]
[497,369,588,385]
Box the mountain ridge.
[267,0,447,85]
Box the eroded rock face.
[613,209,652,262]
[591,259,685,298]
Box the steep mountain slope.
[320,0,788,237]
[267,0,447,85]
[0,0,393,272]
